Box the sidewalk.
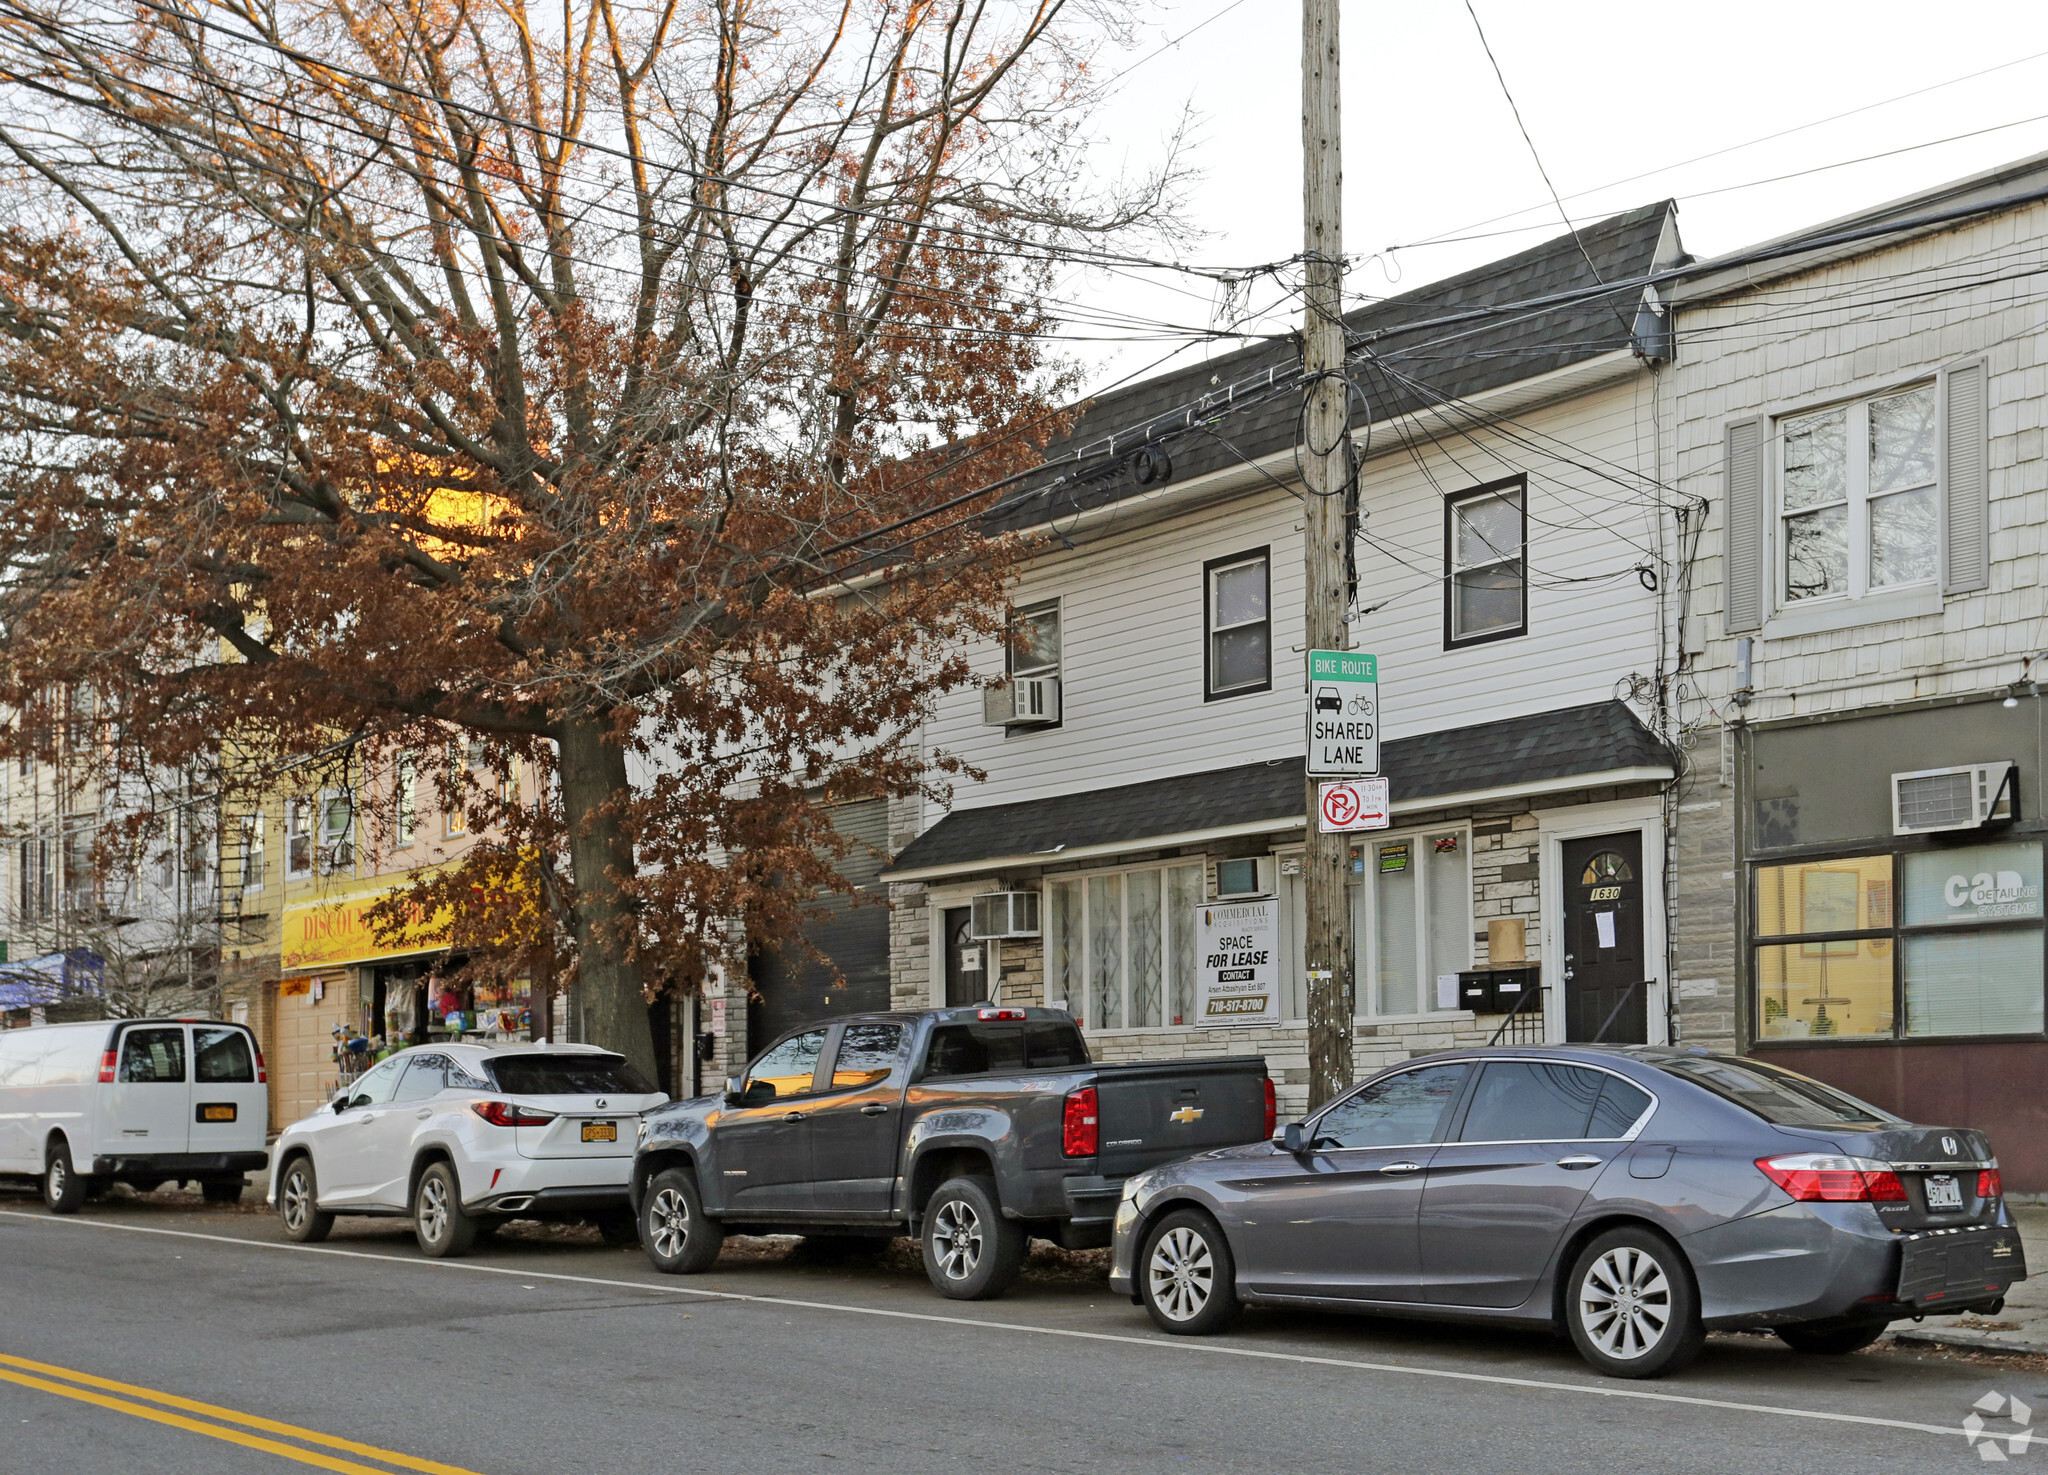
[1892,1204,2048,1356]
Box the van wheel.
[201,1178,245,1205]
[43,1140,88,1214]
[920,1176,1026,1301]
[413,1162,477,1258]
[277,1156,334,1243]
[641,1167,723,1274]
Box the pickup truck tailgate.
[1092,1057,1268,1177]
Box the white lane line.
[0,1210,1968,1441]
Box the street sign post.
[1306,649,1378,776]
[1317,777,1390,833]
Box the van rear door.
[107,1025,191,1156]
[190,1026,266,1157]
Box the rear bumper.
[476,1184,630,1215]
[91,1151,267,1179]
[1061,1174,1126,1225]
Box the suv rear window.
[486,1054,656,1096]
[1656,1056,1900,1128]
[923,1022,1088,1077]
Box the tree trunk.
[554,714,658,1079]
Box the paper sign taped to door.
[1595,911,1617,949]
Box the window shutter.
[1941,358,1990,595]
[1722,417,1768,634]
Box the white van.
[0,1019,270,1212]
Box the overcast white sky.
[1056,0,2048,392]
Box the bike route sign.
[1306,649,1379,776]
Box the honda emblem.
[1942,1135,1958,1156]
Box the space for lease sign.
[1195,898,1280,1027]
[1306,649,1378,776]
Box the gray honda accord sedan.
[1108,1047,2026,1378]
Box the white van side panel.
[0,1024,107,1173]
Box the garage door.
[270,972,346,1131]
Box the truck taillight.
[1979,1168,2003,1201]
[471,1100,557,1128]
[1263,1077,1277,1140]
[1756,1153,1907,1203]
[976,1008,1027,1021]
[98,1050,117,1084]
[1062,1086,1098,1158]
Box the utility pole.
[1301,0,1354,1110]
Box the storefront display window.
[1047,862,1204,1030]
[1275,829,1470,1020]
[1753,842,2045,1042]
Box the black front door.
[942,908,988,1006]
[1561,833,1647,1044]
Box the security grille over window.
[1892,762,2015,836]
[970,891,1041,940]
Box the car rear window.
[486,1054,656,1096]
[194,1027,255,1084]
[923,1022,1088,1077]
[1655,1056,1900,1128]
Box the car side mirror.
[1282,1122,1305,1154]
[722,1076,745,1106]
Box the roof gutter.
[881,763,1675,884]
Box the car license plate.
[581,1121,617,1143]
[198,1103,236,1123]
[1925,1174,1964,1210]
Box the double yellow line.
[0,1351,487,1474]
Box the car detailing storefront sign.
[1195,899,1279,1026]
[1307,649,1378,776]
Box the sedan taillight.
[1062,1086,1099,1158]
[1978,1168,2003,1201]
[470,1100,557,1128]
[1756,1153,1907,1203]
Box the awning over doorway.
[882,700,1673,884]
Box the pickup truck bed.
[631,1006,1272,1294]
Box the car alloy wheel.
[281,1168,312,1233]
[930,1197,983,1281]
[648,1186,691,1261]
[418,1174,452,1247]
[1146,1225,1215,1324]
[1578,1244,1673,1361]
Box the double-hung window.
[1445,477,1526,646]
[395,752,418,847]
[1205,550,1270,698]
[318,789,354,875]
[285,798,314,879]
[1781,383,1938,603]
[1046,862,1206,1029]
[1753,842,2044,1041]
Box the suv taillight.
[471,1100,557,1128]
[1756,1153,1907,1203]
[1979,1168,2003,1201]
[98,1050,117,1084]
[1062,1086,1099,1158]
[1262,1077,1277,1140]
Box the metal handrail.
[1589,980,1649,1045]
[1487,984,1545,1045]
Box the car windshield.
[486,1054,656,1096]
[1655,1056,1901,1128]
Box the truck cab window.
[745,1030,828,1099]
[924,1022,1088,1077]
[829,1024,905,1089]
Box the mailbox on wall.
[1457,966,1540,1015]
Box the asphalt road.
[2,1184,2042,1475]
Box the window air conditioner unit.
[1212,857,1276,901]
[971,891,1041,940]
[1892,762,2017,836]
[982,676,1061,727]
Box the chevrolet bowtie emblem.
[1170,1107,1204,1125]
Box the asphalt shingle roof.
[883,700,1673,878]
[983,203,1678,533]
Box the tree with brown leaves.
[0,0,1182,1074]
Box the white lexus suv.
[267,1042,667,1256]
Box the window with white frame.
[1780,382,1937,604]
[1446,478,1526,646]
[285,797,314,879]
[240,813,266,892]
[318,789,354,874]
[1046,862,1206,1029]
[395,751,418,847]
[1204,550,1270,698]
[1277,829,1472,1018]
[1010,601,1060,685]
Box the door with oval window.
[1561,834,1647,1044]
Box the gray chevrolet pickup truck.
[629,1005,1272,1299]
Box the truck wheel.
[921,1176,1026,1301]
[413,1162,478,1259]
[277,1156,333,1243]
[43,1139,89,1215]
[1140,1207,1241,1335]
[642,1167,724,1274]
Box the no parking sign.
[1317,777,1390,834]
